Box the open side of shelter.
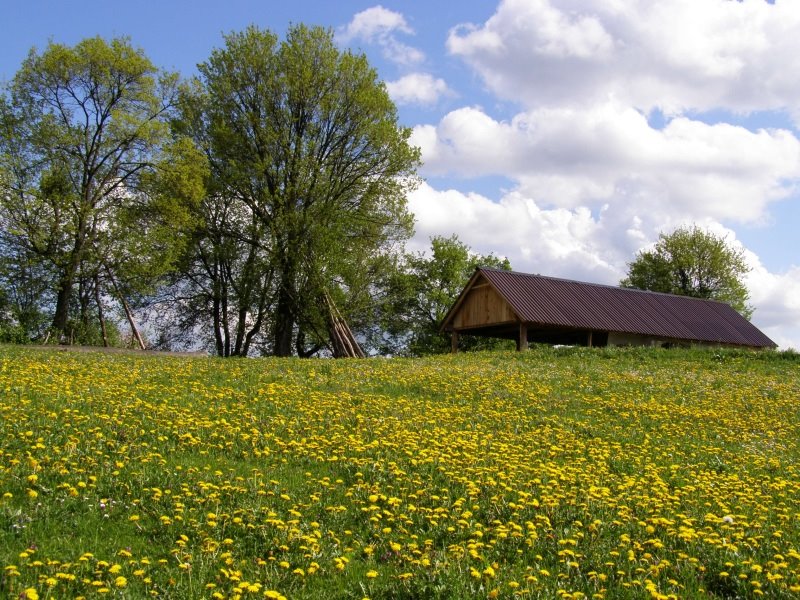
[439,267,777,352]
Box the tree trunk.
[233,237,259,356]
[211,258,226,356]
[295,327,323,358]
[242,283,271,358]
[78,276,93,333]
[295,327,306,357]
[212,292,225,357]
[273,257,297,356]
[52,218,87,339]
[94,275,109,347]
[233,307,248,356]
[221,278,231,357]
[274,284,295,357]
[51,277,73,340]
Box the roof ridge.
[476,266,730,306]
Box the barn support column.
[517,323,528,352]
[451,331,459,353]
[587,331,593,348]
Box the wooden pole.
[517,323,528,352]
[451,331,459,353]
[324,291,365,358]
[587,331,593,348]
[106,267,146,351]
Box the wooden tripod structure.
[323,290,365,358]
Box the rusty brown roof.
[468,268,776,348]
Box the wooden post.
[106,267,146,351]
[324,291,365,358]
[587,331,593,348]
[451,331,459,353]
[517,323,528,352]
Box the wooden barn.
[440,267,777,351]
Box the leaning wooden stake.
[106,267,146,351]
[324,291,365,358]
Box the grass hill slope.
[1,345,799,599]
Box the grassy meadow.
[1,344,799,599]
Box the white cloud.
[386,73,452,106]
[447,0,800,119]
[338,6,424,66]
[746,261,800,350]
[337,5,412,42]
[408,182,626,284]
[411,102,800,223]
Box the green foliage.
[170,24,419,357]
[0,245,51,342]
[621,225,752,318]
[381,235,513,356]
[0,36,203,344]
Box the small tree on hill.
[621,225,752,318]
[380,235,513,356]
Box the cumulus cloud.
[337,6,424,66]
[386,73,452,106]
[746,260,800,350]
[447,0,800,119]
[411,102,800,222]
[408,182,628,284]
[337,5,412,41]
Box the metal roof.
[447,267,776,348]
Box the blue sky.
[3,0,799,348]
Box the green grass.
[0,344,798,599]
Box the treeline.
[0,27,509,356]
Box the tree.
[0,239,50,342]
[0,37,204,343]
[173,25,419,357]
[381,235,513,356]
[621,225,752,318]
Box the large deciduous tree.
[175,25,419,356]
[0,37,204,343]
[621,225,753,318]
